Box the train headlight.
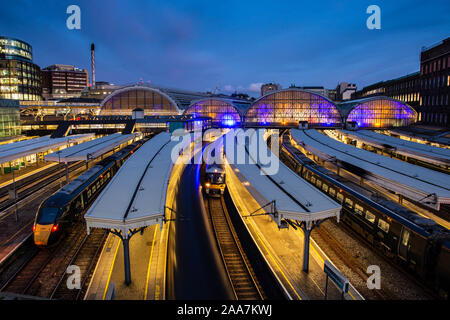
[51,225,59,233]
[205,183,210,187]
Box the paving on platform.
[226,163,362,300]
[84,224,166,300]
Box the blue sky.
[1,0,449,96]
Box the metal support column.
[11,162,18,222]
[123,236,131,285]
[302,225,312,272]
[109,227,146,286]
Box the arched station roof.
[245,88,342,127]
[99,86,182,116]
[338,96,417,128]
[184,98,250,127]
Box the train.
[203,162,226,197]
[280,132,450,298]
[202,143,226,197]
[33,139,145,246]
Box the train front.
[33,204,62,247]
[204,163,226,197]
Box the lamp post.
[57,151,62,188]
[9,161,18,222]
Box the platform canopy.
[0,134,94,165]
[44,133,141,163]
[84,131,190,237]
[216,129,341,224]
[292,129,450,210]
[337,129,450,166]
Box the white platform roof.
[292,129,450,209]
[44,133,140,163]
[338,129,450,165]
[220,129,341,223]
[85,132,188,236]
[0,134,94,165]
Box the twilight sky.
[1,0,449,96]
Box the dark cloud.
[0,0,449,93]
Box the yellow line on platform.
[246,216,303,300]
[144,227,158,300]
[102,237,120,300]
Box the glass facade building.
[245,89,342,126]
[0,37,41,101]
[0,99,21,138]
[341,97,417,128]
[100,87,181,116]
[184,98,248,127]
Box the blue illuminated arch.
[245,88,342,127]
[184,98,244,127]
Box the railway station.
[0,86,448,302]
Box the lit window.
[365,211,375,223]
[378,219,390,233]
[401,230,410,246]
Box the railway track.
[0,161,84,214]
[311,221,393,300]
[207,196,264,300]
[0,161,91,257]
[50,229,107,300]
[0,223,107,300]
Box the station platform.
[84,224,167,300]
[226,163,363,300]
[84,132,191,299]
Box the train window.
[310,176,316,184]
[96,182,100,189]
[87,190,92,198]
[345,198,353,208]
[401,230,410,246]
[329,188,336,197]
[354,204,364,215]
[336,193,344,203]
[92,185,96,193]
[322,183,328,193]
[365,211,376,223]
[316,180,322,188]
[378,219,390,233]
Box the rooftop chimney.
[90,43,95,87]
